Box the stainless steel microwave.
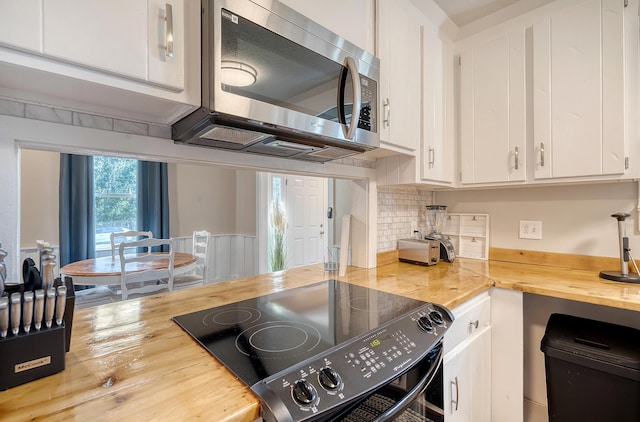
[172,0,380,162]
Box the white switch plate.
[519,220,542,239]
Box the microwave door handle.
[343,56,361,140]
[372,345,443,422]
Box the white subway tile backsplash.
[377,186,434,253]
[0,99,25,117]
[113,119,148,136]
[26,104,72,125]
[148,124,172,139]
[73,112,113,131]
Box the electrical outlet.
[519,220,542,239]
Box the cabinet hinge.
[625,157,629,169]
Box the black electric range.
[173,280,453,421]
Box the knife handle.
[0,296,8,338]
[10,292,21,335]
[55,286,66,326]
[45,288,56,329]
[22,291,34,333]
[34,289,45,330]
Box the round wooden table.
[59,252,197,286]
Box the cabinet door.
[422,22,454,184]
[377,0,421,153]
[43,0,148,81]
[533,0,625,179]
[459,29,526,184]
[444,326,492,422]
[0,0,42,52]
[148,0,185,91]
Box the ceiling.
[431,0,555,27]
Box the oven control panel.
[252,303,453,422]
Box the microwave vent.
[308,146,358,160]
[200,126,269,145]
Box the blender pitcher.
[426,205,448,239]
[425,205,456,262]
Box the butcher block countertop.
[1,257,639,421]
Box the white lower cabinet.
[443,288,523,421]
[444,325,492,422]
[444,292,492,422]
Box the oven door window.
[220,9,348,123]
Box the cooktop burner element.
[172,280,453,421]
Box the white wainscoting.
[20,234,257,285]
[171,234,258,284]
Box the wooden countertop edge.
[377,249,640,312]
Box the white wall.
[435,182,639,258]
[20,149,59,247]
[169,163,256,237]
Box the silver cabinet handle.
[429,146,435,169]
[383,98,390,127]
[451,376,459,412]
[344,56,361,140]
[165,3,174,58]
[540,142,545,167]
[469,319,479,332]
[514,146,519,170]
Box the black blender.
[425,205,456,262]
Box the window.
[93,156,138,252]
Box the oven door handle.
[372,346,444,422]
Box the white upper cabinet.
[43,1,148,83]
[44,0,184,91]
[0,0,197,125]
[0,1,42,52]
[533,0,626,179]
[459,28,526,185]
[421,21,455,184]
[148,0,185,90]
[376,0,422,154]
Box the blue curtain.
[137,161,170,252]
[59,153,95,268]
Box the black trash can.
[540,313,640,422]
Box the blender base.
[599,270,640,283]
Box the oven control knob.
[318,367,342,390]
[417,316,434,333]
[292,380,317,405]
[429,310,444,326]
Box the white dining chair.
[118,237,175,300]
[110,230,153,259]
[173,230,210,290]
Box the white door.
[284,175,327,268]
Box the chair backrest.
[110,230,153,259]
[118,237,175,300]
[192,230,210,281]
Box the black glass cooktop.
[172,280,427,387]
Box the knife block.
[0,277,75,390]
[0,324,66,390]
